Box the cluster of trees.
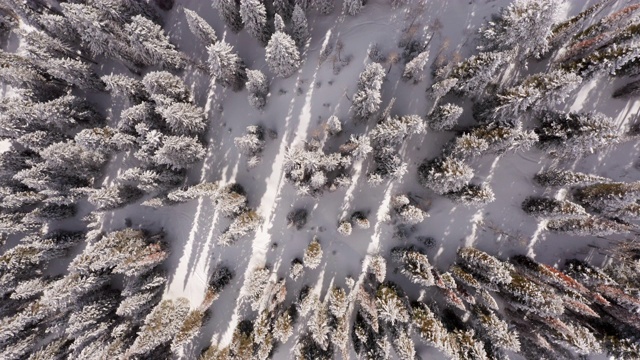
[523,169,639,236]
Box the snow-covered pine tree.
[418,156,474,195]
[351,63,385,121]
[157,102,207,135]
[265,28,302,78]
[102,74,147,104]
[429,103,463,131]
[274,0,293,20]
[142,71,191,105]
[392,246,435,286]
[125,15,185,69]
[573,181,640,214]
[315,0,335,15]
[326,115,342,135]
[207,41,247,91]
[217,0,244,33]
[534,169,609,187]
[402,50,429,83]
[522,196,587,219]
[436,49,514,98]
[390,194,428,225]
[478,0,561,59]
[490,70,582,121]
[126,298,190,357]
[536,110,619,158]
[457,247,513,285]
[446,183,495,206]
[376,282,410,325]
[547,216,631,236]
[291,5,310,47]
[240,0,271,47]
[184,8,217,45]
[303,236,323,269]
[153,135,206,170]
[218,210,262,245]
[88,184,143,211]
[344,0,364,16]
[246,69,269,110]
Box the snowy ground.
[94,0,639,358]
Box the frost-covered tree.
[157,102,207,135]
[418,156,474,195]
[45,57,104,91]
[70,228,168,276]
[142,71,190,105]
[274,0,293,20]
[403,50,429,83]
[390,194,428,225]
[315,0,335,15]
[219,210,262,245]
[446,183,495,206]
[235,125,266,167]
[534,169,608,187]
[429,103,463,131]
[457,247,513,285]
[88,184,144,211]
[246,69,269,110]
[217,0,244,33]
[574,181,640,216]
[126,298,190,357]
[240,0,271,46]
[208,41,247,91]
[392,246,435,286]
[291,5,310,47]
[436,50,514,98]
[490,70,582,121]
[536,110,619,158]
[290,258,304,280]
[303,236,323,269]
[376,283,409,325]
[478,0,561,59]
[351,63,385,121]
[370,114,426,147]
[153,135,206,170]
[522,196,587,219]
[344,0,364,16]
[337,220,352,236]
[184,8,217,45]
[326,115,342,135]
[266,29,301,78]
[102,74,147,104]
[126,15,184,69]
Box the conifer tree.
[274,0,294,20]
[344,0,364,16]
[429,103,463,131]
[217,0,244,33]
[457,247,513,285]
[126,15,185,69]
[102,74,148,104]
[536,110,619,158]
[266,29,302,78]
[157,102,207,135]
[142,71,191,105]
[153,135,206,170]
[315,0,335,15]
[88,184,144,211]
[403,50,429,83]
[478,0,561,59]
[351,63,385,121]
[303,236,323,269]
[126,298,190,357]
[184,8,217,45]
[208,41,247,91]
[534,169,608,187]
[246,69,269,110]
[522,196,587,219]
[392,246,435,286]
[291,5,310,47]
[447,183,495,206]
[240,0,271,46]
[418,156,474,195]
[547,216,631,236]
